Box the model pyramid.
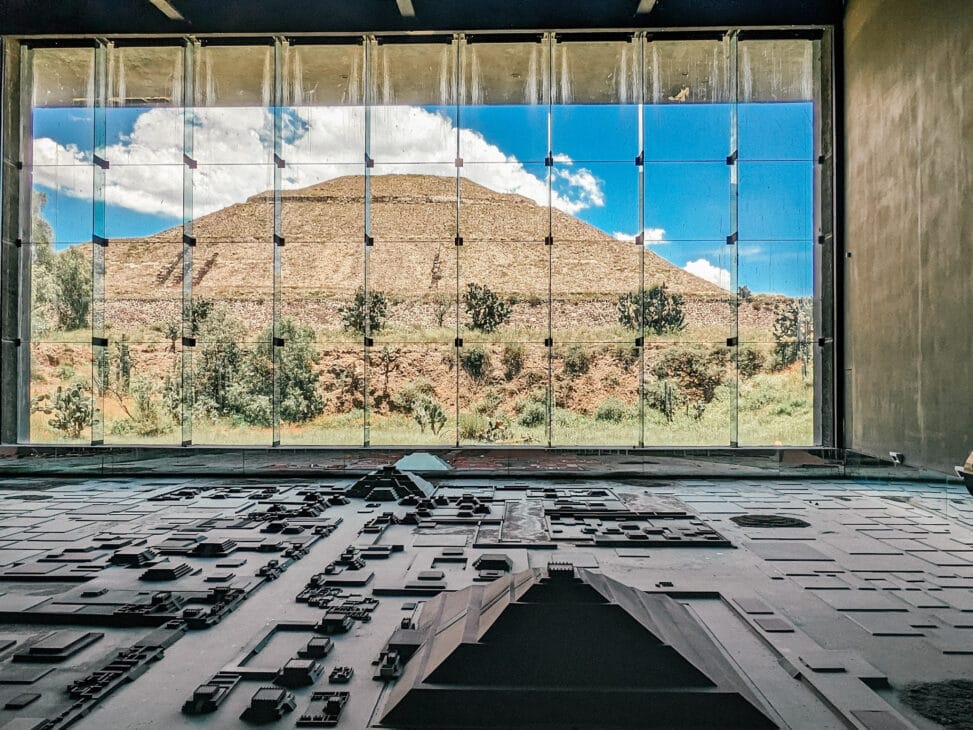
[379,566,777,729]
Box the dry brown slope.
[107,174,723,300]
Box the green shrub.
[459,411,511,441]
[459,345,490,381]
[412,396,447,435]
[501,343,524,380]
[34,382,92,438]
[617,284,686,334]
[612,344,640,369]
[644,380,679,423]
[474,388,504,415]
[390,377,436,414]
[463,283,512,333]
[595,398,626,423]
[563,344,591,376]
[518,401,547,427]
[737,347,765,380]
[126,377,174,436]
[652,347,725,409]
[339,287,388,335]
[771,299,811,371]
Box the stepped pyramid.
[106,174,722,300]
[380,566,777,729]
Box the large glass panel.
[103,343,182,445]
[191,342,272,445]
[368,343,456,446]
[552,342,640,446]
[371,240,457,343]
[459,343,550,446]
[16,35,826,449]
[644,341,736,446]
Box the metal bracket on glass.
[454,236,463,247]
[726,232,737,245]
[183,234,196,247]
[273,337,285,347]
[635,232,644,245]
[14,239,22,248]
[726,337,738,346]
[364,337,373,347]
[182,337,195,348]
[91,439,104,446]
[634,337,643,347]
[544,235,553,246]
[182,154,197,169]
[817,233,831,245]
[181,439,192,447]
[726,150,738,166]
[93,234,108,247]
[274,234,285,247]
[544,338,553,347]
[635,152,643,167]
[545,155,553,167]
[365,235,373,246]
[91,336,108,347]
[454,338,463,348]
[93,155,110,170]
[274,154,286,169]
[365,154,374,168]
[817,337,833,347]
[454,158,463,168]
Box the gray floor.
[0,474,969,729]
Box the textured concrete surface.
[843,0,973,474]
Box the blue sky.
[33,101,813,296]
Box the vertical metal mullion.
[181,39,196,447]
[7,42,32,442]
[91,40,108,445]
[454,35,461,448]
[813,31,835,448]
[637,34,646,449]
[272,38,284,447]
[727,31,740,448]
[545,33,553,448]
[362,37,373,447]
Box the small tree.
[114,335,132,394]
[617,284,686,335]
[340,287,388,336]
[252,319,325,425]
[372,345,401,400]
[463,283,512,333]
[737,285,753,303]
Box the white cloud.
[612,227,666,244]
[683,258,731,290]
[32,105,605,224]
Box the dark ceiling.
[0,0,841,36]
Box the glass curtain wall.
[17,32,827,447]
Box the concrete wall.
[843,0,973,473]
